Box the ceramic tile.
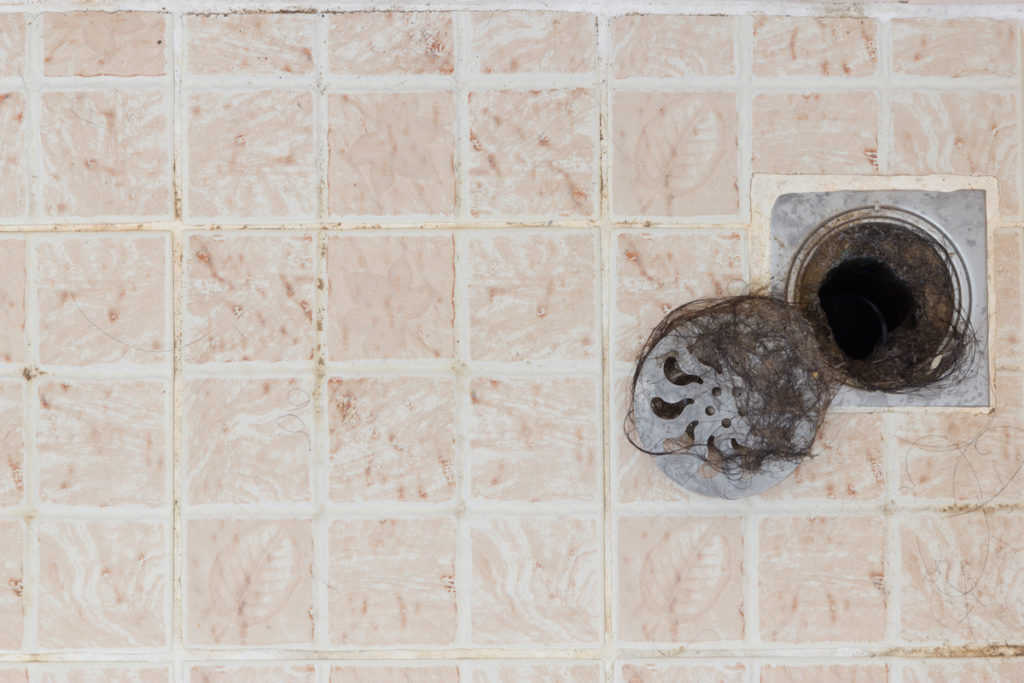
[187,90,315,220]
[760,664,889,682]
[43,12,167,76]
[0,93,26,219]
[0,239,24,362]
[893,19,1018,77]
[615,231,745,362]
[902,660,1024,682]
[326,234,454,360]
[893,91,1019,216]
[753,92,879,174]
[328,12,454,75]
[613,91,739,217]
[468,377,600,504]
[902,511,1024,642]
[617,516,743,643]
[471,516,601,645]
[616,663,746,683]
[327,92,455,216]
[37,235,169,365]
[470,12,596,74]
[759,516,886,642]
[38,520,168,649]
[895,372,1024,503]
[0,382,22,509]
[40,90,171,217]
[469,663,601,682]
[0,672,26,683]
[328,376,455,504]
[761,413,885,500]
[185,378,313,505]
[186,518,313,646]
[327,518,457,646]
[994,230,1024,363]
[329,666,460,683]
[468,89,597,217]
[0,522,22,650]
[0,15,25,76]
[190,665,316,682]
[611,15,735,78]
[41,669,169,683]
[752,17,878,77]
[37,380,168,507]
[466,232,598,361]
[186,13,314,75]
[184,233,315,363]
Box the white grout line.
[314,13,329,223]
[25,14,42,222]
[737,15,753,241]
[883,413,902,653]
[21,237,39,654]
[453,228,473,648]
[454,12,471,221]
[877,19,893,175]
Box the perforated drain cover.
[629,297,837,499]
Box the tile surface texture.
[1,3,1023,678]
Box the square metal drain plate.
[769,189,990,409]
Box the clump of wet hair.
[626,296,841,478]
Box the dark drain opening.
[817,257,915,360]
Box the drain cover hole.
[663,356,703,386]
[651,396,694,419]
[817,257,915,360]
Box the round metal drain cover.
[629,297,836,499]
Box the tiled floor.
[0,3,1023,682]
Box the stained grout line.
[314,13,329,223]
[170,225,185,661]
[453,233,473,649]
[21,237,39,654]
[877,19,893,175]
[25,14,42,222]
[883,413,902,654]
[1017,20,1023,226]
[737,14,753,237]
[454,12,471,221]
[172,12,184,222]
[312,231,329,657]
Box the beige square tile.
[187,518,313,646]
[902,660,1024,682]
[0,15,25,76]
[186,14,314,75]
[0,672,26,683]
[41,90,172,217]
[328,518,456,646]
[470,664,601,683]
[613,92,739,217]
[0,522,22,650]
[38,520,168,648]
[902,511,1024,642]
[994,230,1023,364]
[472,516,601,645]
[37,235,169,365]
[185,378,313,505]
[0,382,22,509]
[329,666,459,683]
[187,90,315,220]
[760,664,889,682]
[753,17,878,77]
[190,665,316,682]
[615,231,746,361]
[328,377,455,504]
[617,516,743,642]
[0,93,26,219]
[43,12,167,76]
[893,92,1019,217]
[616,663,746,683]
[469,89,597,217]
[41,668,169,683]
[759,516,885,642]
[896,372,1024,503]
[753,92,879,175]
[612,16,735,78]
[185,233,315,363]
[327,234,454,360]
[0,238,24,362]
[327,92,455,216]
[328,12,454,75]
[469,377,600,504]
[762,413,885,500]
[37,380,168,507]
[893,19,1018,77]
[471,12,595,74]
[467,232,598,361]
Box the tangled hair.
[626,296,840,479]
